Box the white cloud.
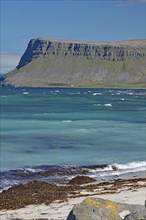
[116,0,146,7]
[0,52,21,74]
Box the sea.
[0,87,146,190]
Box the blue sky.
[0,0,145,73]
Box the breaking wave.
[0,161,145,190]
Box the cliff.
[3,38,146,87]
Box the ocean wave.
[92,93,102,96]
[94,104,102,106]
[87,161,146,172]
[94,103,112,107]
[0,161,145,190]
[18,168,43,173]
[86,161,146,179]
[62,120,72,123]
[112,161,146,170]
[104,103,112,107]
[22,91,29,95]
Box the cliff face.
[4,38,146,87]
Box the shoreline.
[1,83,146,89]
[0,84,146,90]
[1,162,146,191]
[0,177,145,220]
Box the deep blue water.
[0,87,145,171]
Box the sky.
[0,0,146,73]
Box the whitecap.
[92,93,102,96]
[23,168,42,173]
[86,161,146,179]
[112,161,146,170]
[62,120,72,123]
[94,104,102,106]
[22,92,29,95]
[79,128,88,132]
[104,103,112,107]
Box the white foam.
[62,120,72,123]
[128,92,133,95]
[22,92,29,95]
[104,103,112,107]
[86,161,146,179]
[79,128,88,132]
[112,161,146,170]
[94,103,112,107]
[94,104,102,106]
[92,93,102,96]
[18,168,42,173]
[0,185,11,193]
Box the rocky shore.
[0,176,145,219]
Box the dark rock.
[112,165,117,170]
[9,219,23,220]
[83,164,108,169]
[68,175,96,185]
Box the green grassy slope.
[4,39,146,88]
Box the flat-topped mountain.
[3,38,146,87]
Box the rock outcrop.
[68,175,96,185]
[67,197,146,220]
[3,38,146,87]
[17,38,145,69]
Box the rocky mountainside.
[3,38,146,87]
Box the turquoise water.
[0,87,146,171]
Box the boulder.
[124,210,146,220]
[68,175,96,185]
[66,197,146,220]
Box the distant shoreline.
[1,83,146,89]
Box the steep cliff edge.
[4,38,146,87]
